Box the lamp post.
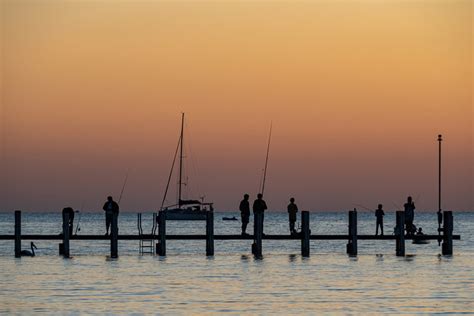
[437,134,443,245]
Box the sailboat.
[160,113,214,220]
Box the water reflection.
[0,254,473,314]
[1,212,473,313]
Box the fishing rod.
[257,168,264,195]
[74,202,84,236]
[118,170,129,204]
[261,122,272,196]
[392,202,403,210]
[354,204,372,212]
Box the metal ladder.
[137,213,157,254]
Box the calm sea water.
[0,211,473,314]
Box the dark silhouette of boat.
[412,239,430,244]
[160,113,213,220]
[222,216,238,221]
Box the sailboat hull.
[164,209,208,221]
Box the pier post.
[110,212,118,258]
[442,211,453,255]
[206,211,214,256]
[62,211,70,258]
[252,212,263,258]
[301,211,310,257]
[346,210,357,256]
[395,211,405,256]
[14,210,21,258]
[157,211,166,256]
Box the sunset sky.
[1,0,472,212]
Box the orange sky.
[1,0,472,212]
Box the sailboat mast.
[178,113,185,207]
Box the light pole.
[437,134,443,245]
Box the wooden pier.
[3,210,460,259]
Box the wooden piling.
[157,211,166,256]
[346,210,357,256]
[253,212,263,258]
[14,210,21,258]
[206,211,214,256]
[442,211,453,256]
[110,212,118,258]
[301,211,310,257]
[395,211,405,256]
[62,211,70,258]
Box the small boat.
[222,216,238,221]
[412,237,430,245]
[160,113,214,221]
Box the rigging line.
[161,135,181,210]
[261,121,272,196]
[185,122,202,199]
[178,113,185,206]
[118,169,129,204]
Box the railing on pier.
[3,210,459,259]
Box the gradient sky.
[1,0,472,212]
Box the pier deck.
[6,210,459,258]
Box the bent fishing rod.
[261,121,272,196]
[118,170,129,204]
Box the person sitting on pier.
[416,227,424,235]
[287,197,298,235]
[103,196,119,236]
[253,193,267,235]
[404,196,416,235]
[240,194,251,235]
[375,204,385,236]
[62,207,75,237]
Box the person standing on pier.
[375,204,385,235]
[240,194,251,235]
[404,196,416,235]
[62,207,75,237]
[287,198,298,235]
[103,196,119,236]
[253,193,267,235]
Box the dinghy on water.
[222,216,238,221]
[160,113,214,220]
[412,227,430,244]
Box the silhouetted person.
[62,207,74,237]
[253,193,267,235]
[103,196,119,236]
[239,194,250,235]
[375,204,385,236]
[287,197,298,234]
[416,227,424,236]
[404,196,416,235]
